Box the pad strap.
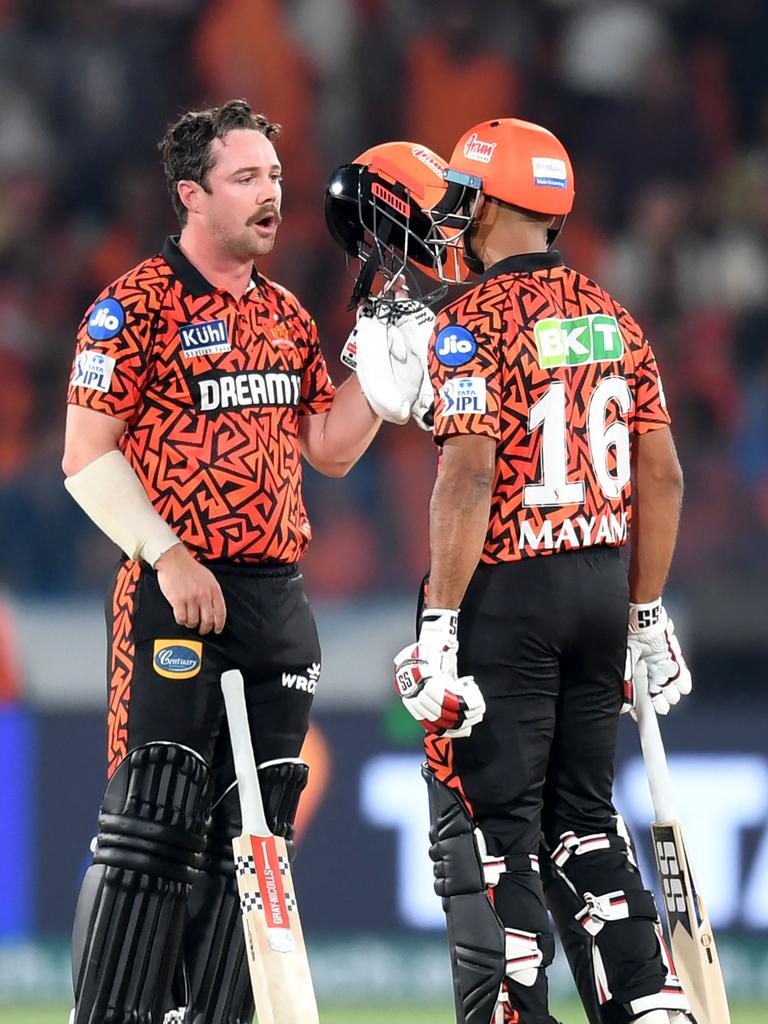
[552,830,628,869]
[575,888,659,936]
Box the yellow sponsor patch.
[153,639,203,679]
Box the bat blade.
[234,831,318,1024]
[222,669,319,1024]
[651,820,731,1024]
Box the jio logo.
[87,298,125,340]
[435,325,477,366]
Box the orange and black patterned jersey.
[67,237,335,563]
[429,250,670,563]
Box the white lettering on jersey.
[196,372,301,412]
[518,511,627,553]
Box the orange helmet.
[430,118,575,279]
[324,141,467,306]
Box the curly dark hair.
[159,99,282,224]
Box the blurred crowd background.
[1,0,768,1008]
[0,0,767,617]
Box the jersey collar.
[162,236,261,296]
[480,250,564,281]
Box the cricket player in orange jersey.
[62,99,417,1024]
[348,119,694,1024]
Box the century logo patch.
[179,318,230,357]
[195,371,302,413]
[153,640,203,679]
[534,314,624,369]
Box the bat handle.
[634,665,678,822]
[221,669,271,836]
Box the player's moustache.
[247,206,283,226]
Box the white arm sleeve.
[64,449,180,566]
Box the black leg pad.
[183,784,254,1024]
[422,765,505,1024]
[71,743,211,1024]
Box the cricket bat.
[221,669,319,1024]
[634,675,730,1024]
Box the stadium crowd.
[1,0,767,600]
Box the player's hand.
[394,301,436,431]
[340,299,433,425]
[393,642,485,738]
[625,599,692,715]
[154,543,227,636]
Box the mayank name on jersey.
[519,511,627,552]
[534,314,624,369]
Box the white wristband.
[64,450,180,566]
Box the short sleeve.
[633,337,671,434]
[298,316,335,415]
[429,305,501,444]
[67,286,153,422]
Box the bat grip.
[634,666,678,821]
[221,669,271,835]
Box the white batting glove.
[626,599,692,715]
[396,301,436,431]
[393,642,485,738]
[340,305,423,424]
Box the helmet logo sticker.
[410,146,446,179]
[372,181,409,218]
[463,133,496,163]
[531,156,568,189]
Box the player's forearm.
[427,468,492,609]
[629,456,683,604]
[305,374,381,476]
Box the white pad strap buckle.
[552,830,611,867]
[504,928,543,987]
[576,890,631,935]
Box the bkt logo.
[281,662,321,694]
[435,325,477,367]
[87,298,125,341]
[534,314,624,369]
[439,377,487,416]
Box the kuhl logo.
[179,318,230,357]
[463,133,496,163]
[281,662,321,694]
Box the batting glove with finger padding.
[393,642,486,738]
[625,599,692,715]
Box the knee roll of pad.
[257,758,309,842]
[72,743,211,1024]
